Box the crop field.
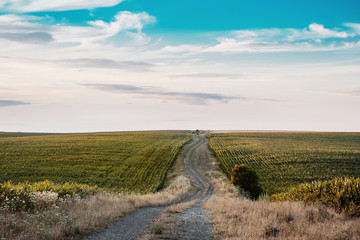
[0,131,190,193]
[208,132,360,195]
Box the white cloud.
[88,11,155,38]
[234,28,285,41]
[159,37,358,55]
[160,44,205,53]
[0,14,44,30]
[1,14,357,55]
[202,37,358,53]
[160,23,360,54]
[0,0,124,12]
[287,23,351,41]
[308,23,348,38]
[54,11,155,46]
[0,11,155,46]
[234,30,258,39]
[56,58,154,71]
[0,14,38,23]
[233,23,352,43]
[344,23,360,34]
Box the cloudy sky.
[0,0,359,132]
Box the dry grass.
[165,199,197,214]
[204,176,360,240]
[136,192,201,240]
[0,176,190,240]
[137,211,180,240]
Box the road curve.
[183,135,213,204]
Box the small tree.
[231,164,262,200]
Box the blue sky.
[19,0,360,30]
[0,0,359,132]
[111,0,360,30]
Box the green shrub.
[231,164,262,199]
[270,177,360,216]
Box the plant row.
[0,131,190,193]
[208,132,360,195]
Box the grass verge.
[0,176,190,240]
[204,175,360,240]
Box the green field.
[208,132,360,195]
[0,131,190,193]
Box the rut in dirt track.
[86,134,213,240]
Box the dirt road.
[178,135,214,240]
[86,134,214,240]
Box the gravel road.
[85,134,213,240]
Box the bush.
[270,177,360,216]
[231,164,262,199]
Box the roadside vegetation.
[230,164,262,200]
[0,180,102,212]
[271,177,360,216]
[0,176,190,239]
[204,175,360,240]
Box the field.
[0,131,190,193]
[208,132,360,195]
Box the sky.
[0,0,360,132]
